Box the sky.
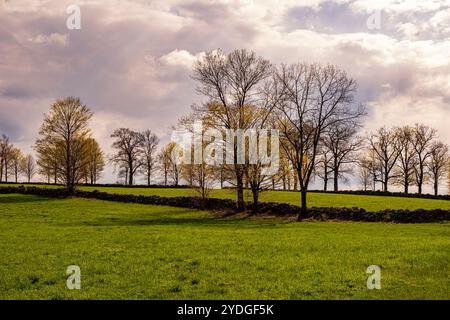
[0,0,449,192]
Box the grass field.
[1,183,450,211]
[0,193,449,299]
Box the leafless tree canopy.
[192,49,274,210]
[275,63,366,217]
[110,128,144,186]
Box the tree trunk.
[251,188,259,214]
[333,168,339,192]
[434,179,438,196]
[236,171,245,211]
[128,166,133,186]
[298,189,307,221]
[404,183,409,194]
[384,171,389,192]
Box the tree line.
[1,49,449,219]
[0,135,36,183]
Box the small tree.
[393,126,417,194]
[413,124,437,194]
[140,130,159,186]
[9,148,24,183]
[427,141,449,196]
[20,155,36,183]
[84,138,105,184]
[368,127,401,192]
[322,123,362,192]
[110,128,143,186]
[0,134,13,182]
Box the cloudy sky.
[0,0,449,190]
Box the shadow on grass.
[0,194,50,204]
[70,213,287,229]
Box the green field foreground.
[2,183,450,212]
[0,193,449,299]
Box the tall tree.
[140,130,159,186]
[110,128,143,186]
[426,141,449,196]
[35,97,93,193]
[192,49,273,210]
[413,124,437,194]
[369,127,401,192]
[276,63,365,218]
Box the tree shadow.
[68,213,286,229]
[0,194,50,204]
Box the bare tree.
[357,157,373,191]
[110,128,143,186]
[413,124,437,194]
[192,49,273,210]
[0,134,13,182]
[427,141,449,196]
[20,155,36,183]
[9,148,24,183]
[35,97,93,193]
[393,126,417,194]
[316,147,332,191]
[140,130,159,186]
[322,123,362,191]
[369,127,401,192]
[276,63,365,218]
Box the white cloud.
[159,49,205,69]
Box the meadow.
[0,193,449,299]
[1,183,450,211]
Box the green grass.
[1,183,449,211]
[0,193,449,299]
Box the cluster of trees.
[110,128,160,186]
[2,49,449,220]
[0,134,36,183]
[357,125,449,196]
